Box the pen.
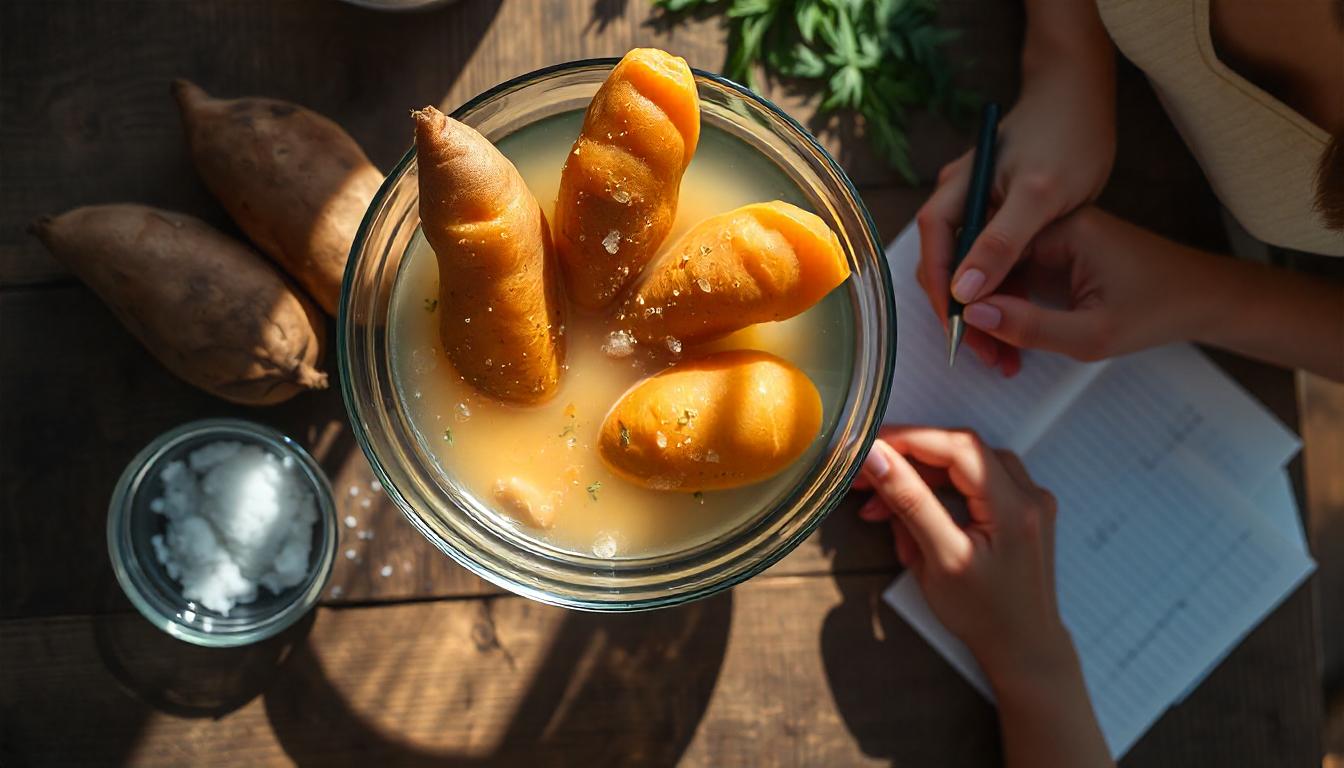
[947,101,1002,367]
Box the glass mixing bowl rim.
[106,418,339,647]
[338,58,897,611]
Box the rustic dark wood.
[1,572,1322,768]
[1302,372,1344,686]
[0,0,1331,765]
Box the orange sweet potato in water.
[616,201,851,346]
[174,79,383,315]
[598,350,822,491]
[413,107,565,405]
[32,205,328,405]
[555,48,700,310]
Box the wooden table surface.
[0,1,1322,765]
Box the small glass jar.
[107,419,338,647]
[340,59,897,611]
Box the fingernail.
[963,302,1001,330]
[862,446,890,480]
[951,268,985,302]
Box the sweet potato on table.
[616,200,851,346]
[413,106,565,405]
[173,79,383,315]
[598,350,822,491]
[32,205,328,405]
[555,48,700,310]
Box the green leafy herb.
[651,0,973,182]
[587,481,603,501]
[618,421,631,448]
[693,491,705,504]
[442,428,454,445]
[424,297,438,312]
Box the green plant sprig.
[652,0,972,182]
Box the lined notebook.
[879,224,1315,758]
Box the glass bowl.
[107,419,338,647]
[340,59,895,611]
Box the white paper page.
[1253,470,1307,550]
[885,450,1314,758]
[1093,346,1300,497]
[1173,470,1306,702]
[882,224,1106,453]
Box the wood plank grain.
[0,0,1018,287]
[1300,371,1344,686]
[0,572,1320,767]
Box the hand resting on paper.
[855,426,1112,768]
[955,207,1344,382]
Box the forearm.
[1022,0,1115,83]
[985,640,1114,768]
[1186,254,1344,381]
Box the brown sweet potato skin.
[173,79,383,315]
[32,204,328,405]
[413,107,565,405]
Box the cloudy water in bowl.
[389,111,855,558]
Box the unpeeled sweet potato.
[173,79,383,315]
[32,204,328,405]
[413,106,565,405]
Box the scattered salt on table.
[149,441,317,617]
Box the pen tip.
[947,316,965,368]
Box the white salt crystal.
[592,532,618,559]
[345,548,358,560]
[344,515,357,529]
[601,330,636,358]
[602,230,621,254]
[370,479,382,493]
[665,337,682,355]
[149,441,317,617]
[380,565,393,578]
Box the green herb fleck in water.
[442,428,454,445]
[587,481,602,501]
[424,298,438,312]
[693,491,705,505]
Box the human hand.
[959,206,1217,364]
[855,426,1072,683]
[916,53,1116,375]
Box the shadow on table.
[263,592,732,766]
[816,494,1001,767]
[94,608,316,720]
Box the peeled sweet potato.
[616,201,851,346]
[413,106,565,405]
[32,204,328,405]
[173,79,383,315]
[554,48,700,310]
[598,350,822,491]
